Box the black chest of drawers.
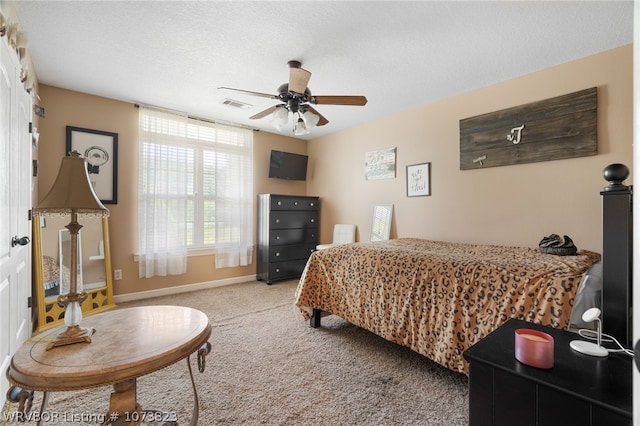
[256,194,319,284]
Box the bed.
[295,238,601,375]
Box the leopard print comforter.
[294,238,601,375]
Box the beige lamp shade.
[35,151,110,216]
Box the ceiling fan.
[219,60,367,135]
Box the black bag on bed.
[538,234,577,255]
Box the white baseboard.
[113,274,257,304]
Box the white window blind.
[138,107,254,278]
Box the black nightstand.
[463,318,632,426]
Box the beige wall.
[36,85,306,296]
[36,44,632,296]
[308,45,633,253]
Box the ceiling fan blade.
[305,105,329,126]
[312,95,368,106]
[218,87,276,99]
[289,67,311,94]
[249,105,280,120]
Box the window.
[138,107,253,277]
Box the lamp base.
[569,340,608,357]
[46,325,95,350]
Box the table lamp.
[34,151,109,350]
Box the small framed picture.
[66,126,118,204]
[406,162,430,197]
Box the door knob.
[11,236,30,247]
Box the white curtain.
[212,126,254,268]
[138,106,253,275]
[138,107,189,278]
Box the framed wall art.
[365,147,396,180]
[406,162,430,197]
[66,126,118,204]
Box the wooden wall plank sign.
[459,87,597,170]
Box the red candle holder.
[515,328,554,369]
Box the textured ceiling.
[12,1,634,140]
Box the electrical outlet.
[114,269,122,280]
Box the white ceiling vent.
[221,98,252,110]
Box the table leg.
[185,342,212,426]
[103,379,142,425]
[5,385,34,422]
[4,387,49,426]
[186,355,199,426]
[37,392,50,426]
[100,342,210,426]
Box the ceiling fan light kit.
[303,110,320,128]
[293,110,321,136]
[219,60,367,136]
[270,106,289,131]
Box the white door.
[0,37,33,399]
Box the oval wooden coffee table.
[6,305,212,425]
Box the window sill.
[133,246,215,262]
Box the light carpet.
[3,279,469,425]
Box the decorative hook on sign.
[507,124,525,144]
[473,155,487,166]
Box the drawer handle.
[275,219,280,223]
[294,201,299,205]
[275,236,280,240]
[277,201,282,205]
[275,252,280,257]
[275,268,280,273]
[310,219,315,223]
[310,202,315,207]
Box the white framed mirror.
[33,214,116,331]
[370,204,393,241]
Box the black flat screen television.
[269,150,308,181]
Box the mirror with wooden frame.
[33,214,116,332]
